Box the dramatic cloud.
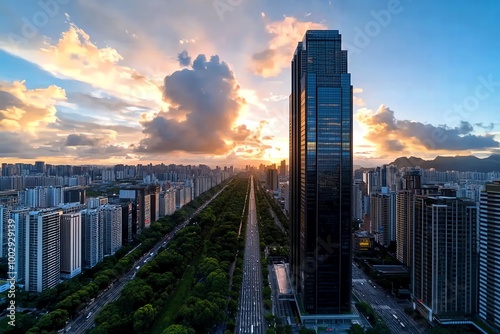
[0,78,136,161]
[251,16,327,77]
[137,54,248,154]
[177,50,192,67]
[0,80,66,132]
[356,105,500,153]
[3,24,162,105]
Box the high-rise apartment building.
[101,204,122,256]
[159,189,176,217]
[9,208,29,282]
[396,170,421,266]
[81,208,103,269]
[412,196,478,321]
[0,205,11,257]
[63,187,86,204]
[86,196,108,209]
[369,187,396,247]
[25,208,62,292]
[478,181,500,327]
[60,212,82,279]
[289,30,353,316]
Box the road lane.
[236,175,266,334]
[352,263,424,334]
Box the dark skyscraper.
[289,30,353,315]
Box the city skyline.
[1,1,500,168]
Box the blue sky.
[0,0,499,166]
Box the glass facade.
[290,30,353,314]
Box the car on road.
[86,312,92,319]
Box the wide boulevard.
[352,263,424,334]
[236,175,266,334]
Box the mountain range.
[387,155,500,173]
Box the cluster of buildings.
[0,163,233,293]
[352,165,500,328]
[285,29,500,332]
[0,161,234,190]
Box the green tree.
[349,324,366,334]
[199,257,220,277]
[120,279,154,311]
[133,304,157,334]
[366,322,391,334]
[37,309,68,332]
[299,328,316,334]
[205,269,228,295]
[162,324,195,334]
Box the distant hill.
[388,155,500,172]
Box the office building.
[478,181,500,327]
[121,202,134,244]
[289,30,353,316]
[352,180,364,222]
[60,212,82,279]
[25,209,62,292]
[412,196,478,321]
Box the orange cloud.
[0,80,66,132]
[4,23,162,107]
[356,105,499,155]
[251,16,327,77]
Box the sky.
[0,0,499,168]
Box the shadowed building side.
[289,30,353,316]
